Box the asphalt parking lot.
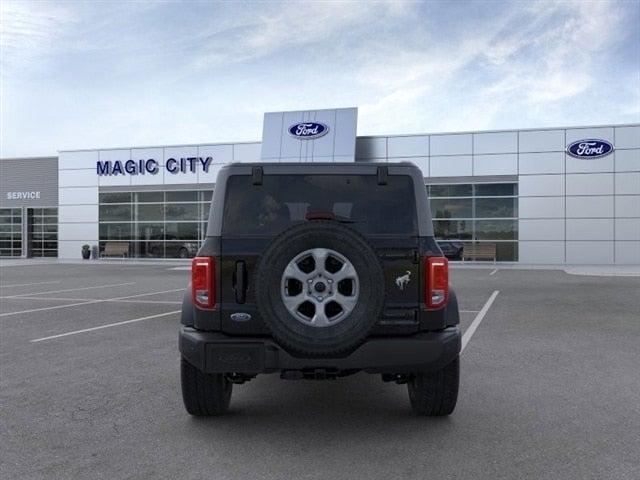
[1,262,639,479]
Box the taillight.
[192,256,215,309]
[425,256,449,309]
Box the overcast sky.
[1,0,638,158]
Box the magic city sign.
[96,157,213,176]
[566,139,614,159]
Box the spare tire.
[255,220,384,357]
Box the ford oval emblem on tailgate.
[230,312,252,322]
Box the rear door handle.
[234,261,247,304]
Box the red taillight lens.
[425,256,449,309]
[192,256,215,309]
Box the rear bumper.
[179,326,461,374]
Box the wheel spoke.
[333,262,357,282]
[283,262,308,283]
[334,293,358,313]
[311,307,331,327]
[310,248,330,274]
[281,291,306,311]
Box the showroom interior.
[1,108,638,264]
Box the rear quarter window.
[222,174,417,236]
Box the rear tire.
[181,357,232,416]
[407,356,459,416]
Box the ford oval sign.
[566,139,614,159]
[288,122,329,140]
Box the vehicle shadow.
[186,372,456,436]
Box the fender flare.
[444,289,460,327]
[181,284,195,327]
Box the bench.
[462,243,496,263]
[101,242,129,258]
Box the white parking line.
[30,310,181,342]
[0,288,184,318]
[4,282,136,298]
[461,290,499,353]
[489,268,498,276]
[0,280,61,288]
[460,310,480,314]
[0,296,182,305]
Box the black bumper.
[179,326,461,374]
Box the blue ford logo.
[566,139,614,159]
[288,122,329,139]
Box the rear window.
[222,174,417,236]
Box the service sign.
[566,139,614,159]
[288,122,329,140]
[6,191,41,200]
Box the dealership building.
[1,108,639,264]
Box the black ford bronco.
[179,163,461,416]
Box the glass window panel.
[99,241,133,258]
[43,208,58,216]
[428,184,472,197]
[430,198,473,219]
[100,223,132,240]
[43,225,57,234]
[136,223,164,240]
[99,192,132,203]
[200,204,210,221]
[164,203,198,221]
[136,191,164,203]
[135,204,164,221]
[474,220,518,240]
[199,190,214,202]
[474,183,517,196]
[0,225,11,233]
[433,220,473,240]
[494,242,518,261]
[164,242,198,258]
[165,222,199,240]
[0,240,11,249]
[223,174,417,236]
[0,216,12,225]
[475,198,517,218]
[166,191,197,202]
[100,204,132,222]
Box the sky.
[1,0,639,158]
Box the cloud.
[358,0,635,134]
[0,1,76,72]
[0,0,637,157]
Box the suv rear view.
[180,163,461,416]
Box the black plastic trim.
[179,326,460,375]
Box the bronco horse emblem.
[395,270,411,290]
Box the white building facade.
[2,108,638,264]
